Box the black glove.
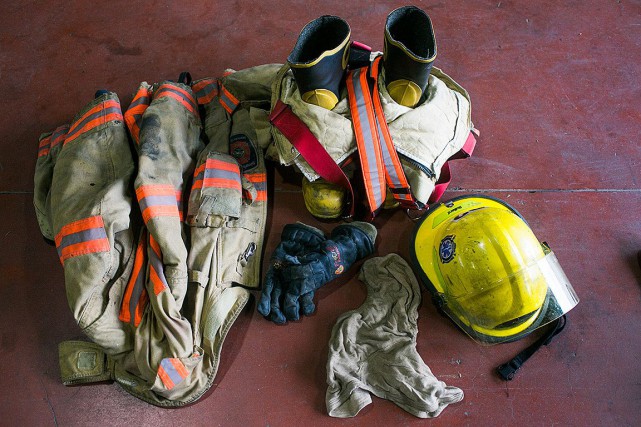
[257,222,377,324]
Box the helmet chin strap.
[496,315,567,381]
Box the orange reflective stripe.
[57,240,109,264]
[119,230,148,326]
[244,172,266,183]
[39,136,51,149]
[136,185,181,224]
[205,157,240,173]
[157,364,175,390]
[245,172,267,202]
[141,205,180,224]
[49,125,69,150]
[125,86,153,144]
[39,124,69,157]
[38,135,51,157]
[64,99,123,145]
[192,157,242,192]
[155,84,198,116]
[192,78,219,105]
[219,85,239,114]
[148,235,168,295]
[193,158,240,177]
[135,185,176,198]
[149,234,161,256]
[55,216,105,245]
[370,57,415,207]
[55,216,110,264]
[158,358,189,390]
[347,69,386,213]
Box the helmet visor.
[444,251,579,344]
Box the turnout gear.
[410,195,579,346]
[257,221,376,324]
[183,64,275,389]
[326,254,463,418]
[269,7,476,221]
[383,6,437,108]
[34,92,137,356]
[121,78,204,402]
[35,65,276,406]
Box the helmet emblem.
[439,235,456,263]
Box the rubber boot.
[288,15,351,110]
[383,6,437,108]
[287,16,352,219]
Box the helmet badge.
[439,235,456,263]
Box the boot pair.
[289,6,436,109]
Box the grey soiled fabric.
[326,253,464,418]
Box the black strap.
[496,315,567,381]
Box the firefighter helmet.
[410,195,578,344]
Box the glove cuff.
[281,222,326,245]
[333,221,377,246]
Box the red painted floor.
[1,1,640,425]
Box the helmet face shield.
[411,195,579,345]
[445,251,578,344]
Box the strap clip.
[496,360,521,381]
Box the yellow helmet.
[410,195,578,344]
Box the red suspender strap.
[269,100,355,218]
[429,131,478,204]
[429,162,452,204]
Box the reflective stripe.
[347,68,386,212]
[158,357,189,390]
[192,158,241,191]
[245,172,267,202]
[347,59,419,214]
[192,78,219,105]
[64,99,123,145]
[38,125,69,157]
[155,84,198,116]
[218,85,239,114]
[370,57,416,206]
[119,230,148,327]
[135,185,181,224]
[125,86,153,144]
[55,216,110,264]
[148,235,168,295]
[50,125,69,149]
[38,134,51,158]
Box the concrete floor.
[1,0,640,425]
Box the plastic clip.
[496,360,521,381]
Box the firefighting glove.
[257,222,377,324]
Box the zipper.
[398,152,435,179]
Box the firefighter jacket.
[33,65,278,406]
